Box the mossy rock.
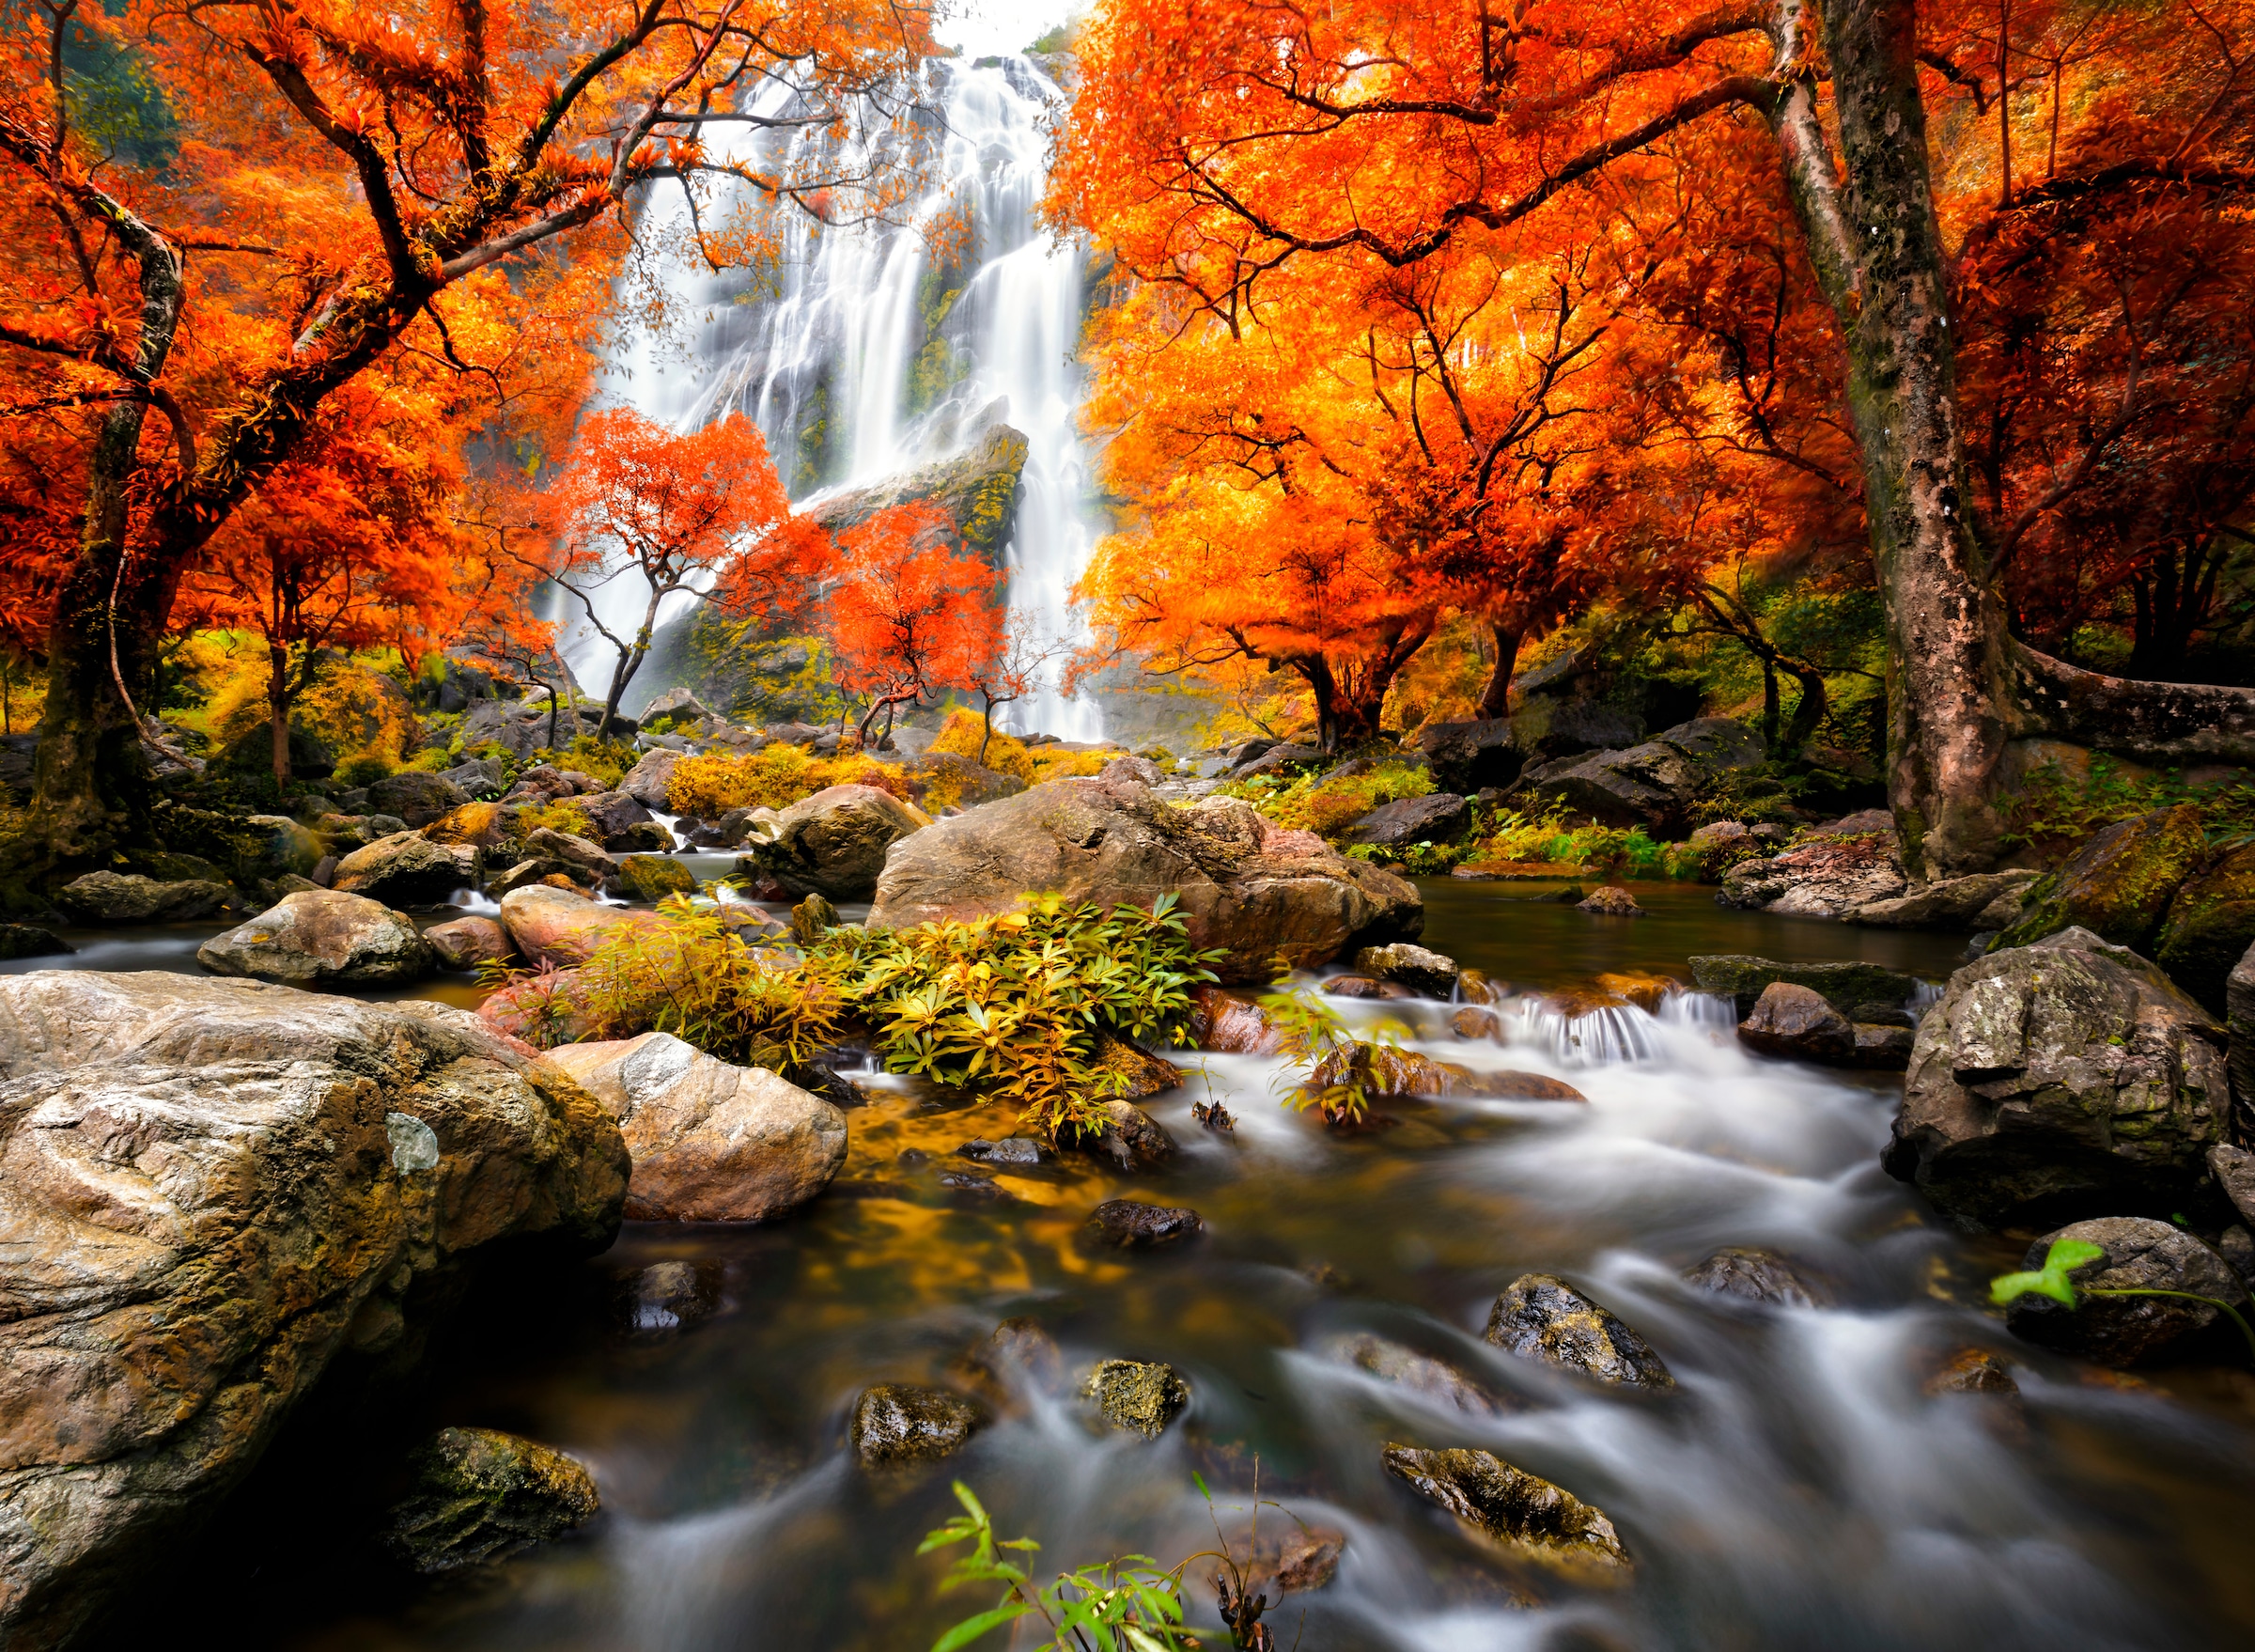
[2154,841,2255,1013]
[1995,803,2206,952]
[615,853,694,902]
[1687,955,1922,1019]
[1081,1359,1189,1437]
[382,1426,599,1574]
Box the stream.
[19,881,2255,1651]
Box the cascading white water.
[564,54,1103,740]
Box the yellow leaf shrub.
[665,743,912,817]
[928,708,1036,782]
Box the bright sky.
[936,0,1078,57]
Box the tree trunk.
[269,638,293,787]
[1475,622,1522,719]
[1781,665,1829,757]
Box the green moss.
[1996,803,2207,952]
[2154,841,2255,1012]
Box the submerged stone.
[1682,1247,1832,1309]
[850,1383,984,1467]
[383,1427,601,1574]
[1339,1333,1511,1416]
[1483,1273,1674,1389]
[1085,1199,1204,1249]
[1382,1444,1628,1570]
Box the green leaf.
[929,1603,1030,1651]
[1990,1237,2107,1307]
[1190,1471,1209,1501]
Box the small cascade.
[1514,996,1667,1064]
[1661,988,1740,1032]
[1908,978,1947,1018]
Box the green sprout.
[1991,1237,2255,1363]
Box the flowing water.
[26,883,2255,1651]
[560,53,1101,740]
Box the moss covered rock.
[383,1426,600,1573]
[2154,841,2255,1012]
[1382,1445,1627,1571]
[1081,1359,1190,1437]
[1688,955,1923,1020]
[1995,803,2205,952]
[1483,1273,1673,1388]
[614,852,694,903]
[849,1384,984,1467]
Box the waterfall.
[565,53,1102,741]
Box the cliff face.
[801,424,1030,565]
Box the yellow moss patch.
[665,744,912,817]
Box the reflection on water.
[23,879,2255,1649]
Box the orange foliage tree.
[826,507,1003,746]
[0,0,936,855]
[533,408,829,741]
[1058,0,2255,874]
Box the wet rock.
[0,974,627,1644]
[739,783,929,901]
[1323,974,1413,999]
[1186,983,1291,1054]
[422,800,514,852]
[333,831,481,908]
[1853,1022,1915,1068]
[1883,928,2229,1229]
[1353,942,1461,997]
[957,1136,1050,1166]
[1269,1529,1346,1593]
[623,1259,723,1333]
[1089,1029,1183,1100]
[573,788,656,849]
[0,924,71,959]
[498,884,654,970]
[522,824,616,880]
[615,852,694,903]
[540,1031,848,1223]
[1577,884,1644,917]
[1066,1099,1180,1172]
[1682,1247,1832,1309]
[788,890,840,943]
[383,1426,601,1573]
[1720,830,1906,918]
[1450,1005,1502,1040]
[1382,1445,1627,1570]
[1305,1045,1585,1102]
[1997,804,2207,953]
[940,1167,1015,1201]
[1081,1359,1190,1437]
[2004,1216,2247,1367]
[488,856,590,896]
[868,775,1422,983]
[196,890,437,988]
[1341,792,1470,849]
[55,871,231,925]
[850,1383,984,1468]
[1850,870,2045,930]
[1923,1348,2021,1399]
[1339,1333,1509,1415]
[1736,982,1855,1064]
[424,915,512,972]
[366,771,469,829]
[1483,1273,1674,1389]
[2231,942,2255,1125]
[1688,955,1923,1020]
[1085,1199,1204,1249]
[2154,840,2255,1012]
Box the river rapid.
[16,881,2255,1651]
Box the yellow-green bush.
[516,797,595,838]
[929,708,1035,782]
[666,743,911,817]
[1029,747,1111,782]
[334,752,397,787]
[1222,759,1434,839]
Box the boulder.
[478,967,600,1047]
[1352,942,1461,998]
[1996,803,2207,953]
[1737,983,1855,1064]
[1511,698,1647,762]
[1338,1334,1508,1416]
[421,800,514,852]
[1719,831,1907,918]
[957,1136,1051,1166]
[0,973,627,1647]
[1688,955,1925,1021]
[1482,1273,1674,1388]
[1382,1446,1627,1571]
[365,771,469,829]
[1185,985,1291,1054]
[1577,884,1644,916]
[868,774,1423,983]
[1084,1199,1204,1249]
[2003,1216,2247,1366]
[638,685,715,726]
[1882,928,2230,1229]
[1681,1247,1831,1308]
[2231,941,2255,1118]
[2154,841,2255,1012]
[849,1384,983,1468]
[382,1426,600,1574]
[489,857,591,897]
[1230,741,1324,779]
[424,915,512,972]
[538,1031,848,1222]
[522,825,615,879]
[1849,869,2045,930]
[615,853,695,903]
[1407,717,1522,794]
[498,884,652,970]
[619,745,684,810]
[1323,974,1414,1000]
[435,756,508,799]
[332,832,480,908]
[1305,1045,1586,1102]
[0,925,70,960]
[574,788,656,849]
[1081,1359,1190,1437]
[905,751,1027,807]
[1339,792,1470,849]
[1511,717,1763,835]
[1067,1099,1181,1172]
[2210,1145,2255,1228]
[54,872,230,926]
[740,783,929,901]
[195,890,437,988]
[805,423,1030,561]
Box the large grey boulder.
[1848,869,2044,930]
[196,890,437,988]
[869,771,1422,983]
[1882,928,2230,1230]
[365,771,469,829]
[2004,1216,2246,1366]
[330,831,480,909]
[805,423,1029,562]
[0,973,627,1649]
[739,783,930,901]
[1720,829,1907,918]
[1339,792,1469,849]
[436,756,508,800]
[619,745,683,810]
[539,1031,848,1222]
[1407,717,1520,794]
[1510,717,1763,835]
[54,872,230,926]
[1688,955,1925,1021]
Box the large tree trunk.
[1476,622,1522,719]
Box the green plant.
[516,797,595,838]
[921,1482,1195,1652]
[1990,1238,2255,1363]
[1999,756,2255,848]
[1256,981,1403,1126]
[334,751,396,787]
